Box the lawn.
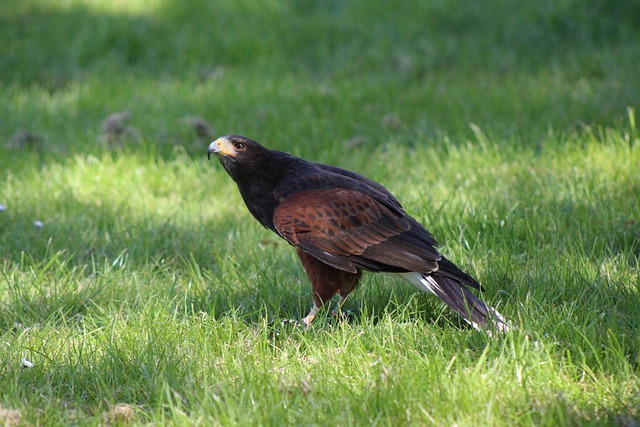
[1,0,639,425]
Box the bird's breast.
[239,185,279,230]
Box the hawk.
[208,135,508,332]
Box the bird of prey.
[208,135,509,332]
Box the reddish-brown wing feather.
[273,188,412,272]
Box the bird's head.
[207,135,273,181]
[207,134,257,159]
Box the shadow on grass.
[0,189,256,322]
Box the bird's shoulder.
[273,160,405,214]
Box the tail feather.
[399,272,509,333]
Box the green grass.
[1,0,639,425]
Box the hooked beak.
[207,137,236,160]
[207,141,219,160]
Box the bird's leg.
[303,294,347,326]
[330,295,348,318]
[302,290,335,327]
[295,248,362,326]
[302,303,321,327]
[331,270,361,321]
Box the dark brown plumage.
[208,135,508,332]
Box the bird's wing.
[314,163,406,212]
[273,188,441,274]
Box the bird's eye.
[234,142,246,151]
